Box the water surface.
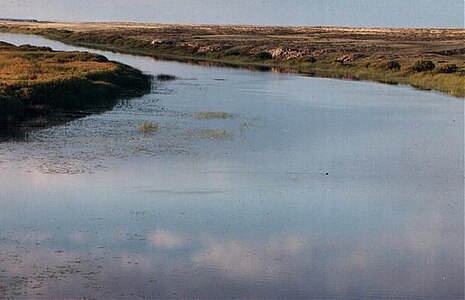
[0,33,463,299]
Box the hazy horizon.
[0,0,464,28]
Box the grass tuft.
[138,121,158,133]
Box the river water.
[0,33,463,299]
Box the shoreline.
[0,22,464,98]
[0,41,151,125]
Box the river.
[0,33,463,299]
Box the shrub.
[225,49,243,56]
[412,60,435,72]
[438,64,458,74]
[386,60,401,70]
[303,56,317,63]
[255,51,272,60]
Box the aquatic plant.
[199,129,231,139]
[156,73,177,81]
[138,121,158,133]
[192,112,233,119]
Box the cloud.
[147,230,188,249]
[192,235,308,278]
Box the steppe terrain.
[1,21,464,97]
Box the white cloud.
[147,230,188,249]
[192,235,308,278]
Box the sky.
[0,0,464,28]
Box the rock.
[197,44,224,54]
[151,39,175,45]
[271,47,311,60]
[335,53,366,63]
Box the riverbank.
[0,21,464,98]
[0,40,151,125]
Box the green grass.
[0,41,151,124]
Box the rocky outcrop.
[197,44,224,53]
[335,53,366,63]
[271,47,311,60]
[151,39,175,45]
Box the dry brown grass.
[0,43,117,85]
[1,21,464,97]
[0,41,150,124]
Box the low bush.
[386,60,401,70]
[303,56,317,63]
[412,60,435,72]
[438,64,458,74]
[255,51,272,60]
[225,49,243,56]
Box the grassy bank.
[0,22,464,98]
[0,41,151,125]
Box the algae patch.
[138,121,158,133]
[193,112,233,119]
[198,129,231,139]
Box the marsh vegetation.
[138,121,158,133]
[1,22,464,97]
[0,41,151,125]
[193,112,233,119]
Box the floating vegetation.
[198,129,231,139]
[192,112,233,119]
[138,121,158,133]
[156,73,177,81]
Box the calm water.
[0,33,464,299]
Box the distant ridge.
[0,18,38,23]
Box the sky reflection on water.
[0,33,463,299]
